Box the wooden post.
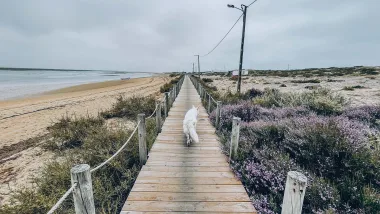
[281,171,308,214]
[165,92,169,114]
[230,117,241,161]
[208,94,211,113]
[156,101,162,133]
[215,101,221,127]
[71,164,95,214]
[163,100,167,119]
[138,114,147,165]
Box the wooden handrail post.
[281,171,308,214]
[230,117,241,161]
[156,101,162,133]
[208,94,211,113]
[174,86,177,100]
[215,101,221,127]
[138,114,147,165]
[165,92,169,115]
[71,164,95,214]
[163,100,167,119]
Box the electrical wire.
[201,14,243,57]
[247,0,258,7]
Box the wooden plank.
[122,212,255,214]
[122,201,256,213]
[148,152,225,158]
[127,192,251,202]
[131,184,246,193]
[149,148,223,154]
[151,144,220,150]
[141,166,231,172]
[147,156,226,162]
[146,161,229,167]
[135,177,241,185]
[152,142,219,147]
[138,171,235,178]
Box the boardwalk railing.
[190,75,308,214]
[47,76,185,214]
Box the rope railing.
[189,75,222,127]
[90,121,140,173]
[47,183,78,214]
[46,75,185,214]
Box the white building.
[232,69,249,76]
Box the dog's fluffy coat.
[183,105,199,146]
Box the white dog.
[183,105,200,146]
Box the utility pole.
[228,4,248,94]
[193,63,195,74]
[194,55,200,78]
[237,5,247,93]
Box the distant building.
[232,69,249,76]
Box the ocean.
[0,69,154,100]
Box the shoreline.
[0,76,159,108]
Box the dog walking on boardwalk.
[183,105,200,146]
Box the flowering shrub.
[211,103,380,213]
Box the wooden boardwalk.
[121,76,256,213]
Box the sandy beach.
[0,75,170,205]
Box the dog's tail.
[188,124,199,143]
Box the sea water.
[0,70,153,100]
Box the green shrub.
[253,88,348,115]
[101,96,156,119]
[343,85,364,91]
[160,82,172,93]
[160,75,183,93]
[46,116,105,149]
[202,78,213,83]
[230,76,238,81]
[291,79,321,83]
[343,86,355,91]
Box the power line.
[247,0,258,7]
[201,14,243,57]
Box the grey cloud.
[0,0,379,72]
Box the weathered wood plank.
[122,212,254,214]
[122,201,256,213]
[141,166,231,172]
[145,161,229,167]
[127,192,251,202]
[138,171,235,178]
[134,177,241,185]
[148,152,225,158]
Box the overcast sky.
[0,0,379,72]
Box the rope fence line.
[47,183,78,214]
[147,104,159,119]
[46,75,185,214]
[90,121,140,173]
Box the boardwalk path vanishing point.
[121,76,256,213]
